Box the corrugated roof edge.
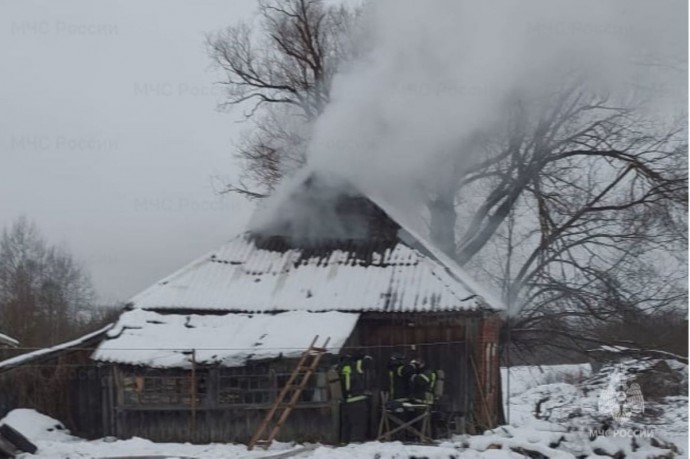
[127,233,485,313]
[126,247,220,309]
[0,324,112,374]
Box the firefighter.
[409,360,437,404]
[410,360,450,439]
[339,353,374,443]
[387,353,416,402]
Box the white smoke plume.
[251,0,686,245]
[300,0,686,231]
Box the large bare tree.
[452,85,687,357]
[207,0,359,197]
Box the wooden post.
[190,349,197,441]
[111,366,123,438]
[107,366,118,437]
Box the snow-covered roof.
[0,325,111,374]
[128,232,489,312]
[92,309,359,368]
[126,170,504,314]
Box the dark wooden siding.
[0,349,105,439]
[114,405,336,444]
[347,313,476,418]
[71,366,108,439]
[107,357,340,444]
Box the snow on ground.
[0,409,76,443]
[501,363,592,427]
[501,363,591,398]
[5,419,683,459]
[504,360,688,459]
[3,362,686,458]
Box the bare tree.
[0,217,97,349]
[207,0,360,196]
[454,90,686,267]
[451,84,687,357]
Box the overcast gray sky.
[1,0,260,304]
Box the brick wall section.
[474,314,502,429]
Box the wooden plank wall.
[114,405,336,444]
[107,357,340,444]
[71,365,107,439]
[0,349,105,439]
[348,313,475,418]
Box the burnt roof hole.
[251,175,400,245]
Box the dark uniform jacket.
[340,356,373,402]
[410,368,437,403]
[388,362,416,401]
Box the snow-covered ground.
[2,361,686,458]
[499,362,594,440]
[501,363,591,398]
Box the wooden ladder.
[247,335,331,450]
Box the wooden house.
[0,173,505,444]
